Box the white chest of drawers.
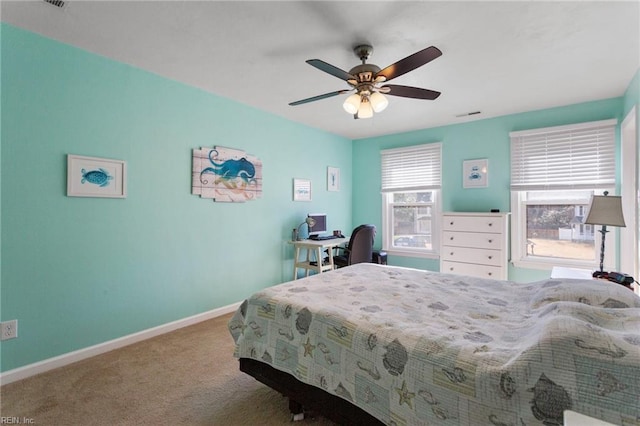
[440,212,510,280]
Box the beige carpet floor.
[0,313,337,425]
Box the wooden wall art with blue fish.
[191,146,262,203]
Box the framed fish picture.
[463,158,488,188]
[67,154,127,198]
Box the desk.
[290,237,349,280]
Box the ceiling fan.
[289,44,442,119]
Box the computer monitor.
[307,213,327,237]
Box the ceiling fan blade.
[306,59,355,81]
[383,85,441,100]
[289,90,351,106]
[377,46,442,82]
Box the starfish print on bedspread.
[395,380,415,408]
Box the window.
[510,119,617,270]
[381,143,441,257]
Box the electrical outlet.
[1,319,18,340]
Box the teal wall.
[0,24,352,372]
[1,23,637,374]
[353,97,626,282]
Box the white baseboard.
[0,302,241,386]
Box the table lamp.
[583,191,626,278]
[295,217,316,241]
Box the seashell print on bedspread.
[228,263,640,425]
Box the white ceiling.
[2,1,639,140]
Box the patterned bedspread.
[228,263,640,425]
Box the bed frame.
[239,358,384,425]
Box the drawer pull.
[488,223,493,227]
[450,236,454,241]
[450,252,454,256]
[488,272,493,276]
[488,239,493,243]
[450,267,454,271]
[488,256,493,260]
[450,221,454,225]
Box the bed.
[228,263,640,425]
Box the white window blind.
[381,143,442,192]
[510,119,616,191]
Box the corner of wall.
[623,67,640,117]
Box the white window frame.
[509,119,618,271]
[620,106,637,279]
[382,190,440,258]
[381,143,441,259]
[510,189,616,270]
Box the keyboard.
[310,235,338,240]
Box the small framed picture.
[67,154,127,198]
[293,178,311,201]
[327,167,340,192]
[463,159,488,188]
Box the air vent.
[43,0,66,8]
[455,111,481,118]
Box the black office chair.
[333,224,376,268]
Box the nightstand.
[551,267,638,295]
[550,267,593,280]
[564,410,616,426]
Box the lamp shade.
[584,194,626,227]
[295,217,317,240]
[343,94,361,114]
[357,98,373,119]
[370,91,389,113]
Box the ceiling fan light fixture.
[290,44,442,120]
[343,93,361,114]
[370,91,389,113]
[357,97,373,119]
